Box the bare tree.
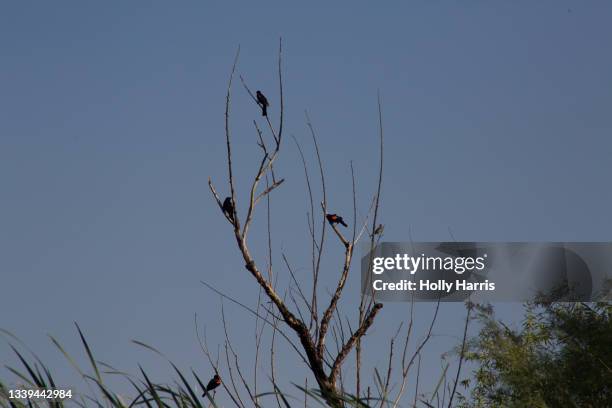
[0,42,474,408]
[206,41,441,407]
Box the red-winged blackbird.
[202,374,222,397]
[222,197,234,223]
[326,213,348,227]
[256,90,269,117]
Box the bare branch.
[221,302,259,407]
[291,134,318,331]
[200,280,310,367]
[414,353,422,408]
[318,217,353,358]
[306,111,328,338]
[225,46,241,232]
[255,179,284,204]
[357,92,385,397]
[447,302,472,408]
[354,197,377,244]
[330,303,384,383]
[379,324,402,408]
[391,297,441,408]
[270,310,283,408]
[282,253,313,317]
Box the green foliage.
[5,303,609,407]
[0,326,377,408]
[0,325,222,408]
[459,302,612,408]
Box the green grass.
[0,324,222,408]
[0,324,386,408]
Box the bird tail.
[340,220,348,227]
[262,105,267,116]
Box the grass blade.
[74,323,102,383]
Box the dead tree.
[207,41,441,407]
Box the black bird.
[256,90,269,117]
[222,197,234,223]
[326,213,348,227]
[202,374,222,397]
[373,224,384,236]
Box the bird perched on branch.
[202,374,222,397]
[373,224,384,236]
[222,197,234,223]
[326,213,348,227]
[256,90,269,117]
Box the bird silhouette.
[373,224,384,236]
[222,197,234,223]
[256,90,269,117]
[326,213,348,227]
[202,374,222,397]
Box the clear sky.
[2,1,612,405]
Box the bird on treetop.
[326,213,348,227]
[256,90,269,117]
[202,374,222,397]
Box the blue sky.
[2,1,612,405]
